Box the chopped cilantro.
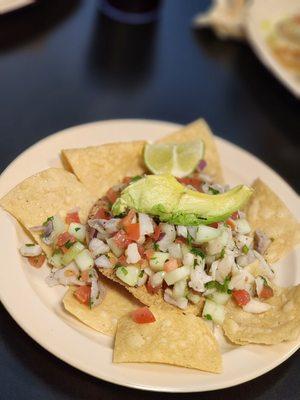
[270,237,275,242]
[25,243,35,247]
[204,314,212,320]
[120,267,128,275]
[131,175,142,182]
[114,263,122,269]
[205,276,231,294]
[209,187,219,195]
[153,243,159,251]
[190,247,205,258]
[260,275,268,285]
[220,248,225,259]
[187,231,193,246]
[74,227,81,232]
[43,216,54,226]
[242,245,249,254]
[138,270,144,278]
[64,240,73,249]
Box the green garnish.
[204,314,212,320]
[64,240,73,249]
[120,267,128,275]
[75,227,81,232]
[205,277,231,294]
[153,243,159,251]
[114,263,122,269]
[43,216,54,226]
[131,175,142,182]
[260,275,268,285]
[187,231,193,246]
[25,243,35,247]
[209,187,220,195]
[220,248,225,259]
[138,270,144,278]
[242,245,249,254]
[191,247,205,258]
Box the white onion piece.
[243,299,271,314]
[20,244,42,257]
[164,289,188,310]
[89,238,110,258]
[255,276,264,297]
[188,264,212,292]
[177,225,187,238]
[136,270,148,286]
[90,269,106,307]
[167,243,182,259]
[215,255,234,283]
[183,252,194,266]
[139,213,154,236]
[150,271,165,288]
[157,223,176,251]
[126,243,141,264]
[95,255,112,268]
[187,226,197,240]
[102,218,121,235]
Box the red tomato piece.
[177,177,202,191]
[144,249,154,260]
[118,254,127,265]
[164,258,178,272]
[28,254,46,268]
[113,230,132,249]
[231,211,239,220]
[152,225,161,241]
[259,285,274,299]
[146,279,161,294]
[65,211,80,224]
[175,237,187,244]
[122,176,132,185]
[94,207,111,220]
[106,188,119,204]
[125,223,140,241]
[131,307,156,324]
[57,232,76,247]
[209,222,219,229]
[122,209,136,228]
[74,285,91,305]
[232,289,250,307]
[226,218,236,229]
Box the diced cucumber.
[187,291,202,304]
[106,237,124,257]
[52,215,66,237]
[202,299,225,325]
[195,226,221,244]
[49,251,63,268]
[62,242,85,266]
[209,291,230,305]
[116,265,139,286]
[172,278,187,299]
[164,266,190,286]
[149,251,169,272]
[74,249,94,271]
[68,222,86,242]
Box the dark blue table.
[0,1,299,399]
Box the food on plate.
[114,305,222,373]
[244,178,300,264]
[1,119,299,373]
[267,14,300,72]
[223,285,300,344]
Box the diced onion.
[167,243,182,259]
[95,255,112,268]
[106,237,124,257]
[126,243,141,264]
[150,271,165,288]
[139,213,154,236]
[177,225,187,238]
[20,244,42,257]
[68,223,86,242]
[89,238,110,258]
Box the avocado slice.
[112,175,253,226]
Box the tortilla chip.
[63,279,141,336]
[157,119,224,183]
[0,168,96,257]
[114,305,222,373]
[99,267,204,315]
[245,179,300,264]
[223,285,300,345]
[61,141,146,198]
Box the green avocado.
[112,175,253,226]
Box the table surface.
[0,0,299,399]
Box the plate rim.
[0,118,299,393]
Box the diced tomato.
[175,237,187,244]
[146,279,160,294]
[65,211,80,224]
[226,218,236,229]
[28,254,46,268]
[231,211,239,220]
[118,254,127,265]
[125,223,140,241]
[209,222,219,229]
[152,225,161,241]
[122,209,136,228]
[259,285,274,299]
[144,249,154,260]
[177,177,202,191]
[106,188,119,204]
[164,258,178,272]
[74,285,91,305]
[131,307,156,324]
[122,176,132,185]
[57,232,76,247]
[113,230,132,249]
[94,207,111,220]
[232,289,250,307]
[80,270,90,282]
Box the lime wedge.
[144,140,204,178]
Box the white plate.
[0,0,34,14]
[245,0,300,98]
[0,119,299,392]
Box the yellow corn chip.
[223,285,300,345]
[245,179,300,264]
[114,305,222,373]
[0,168,96,257]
